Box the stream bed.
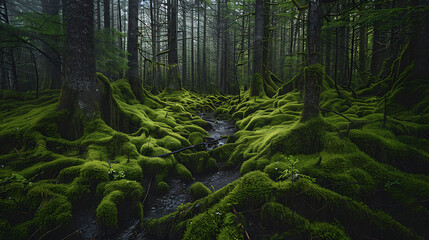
[72,112,239,240]
[143,112,238,218]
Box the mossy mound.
[0,79,227,239]
[146,171,421,240]
[190,182,212,200]
[144,77,428,239]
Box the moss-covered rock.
[190,182,212,200]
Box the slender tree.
[181,0,187,87]
[42,0,62,89]
[104,0,110,29]
[167,0,181,90]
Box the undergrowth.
[1,65,428,239]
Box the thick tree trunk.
[59,0,99,138]
[307,0,321,65]
[167,0,181,91]
[251,0,265,97]
[301,0,322,122]
[126,0,144,100]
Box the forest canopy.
[0,0,428,239]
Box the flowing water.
[70,112,239,240]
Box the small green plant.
[276,155,315,229]
[277,155,315,183]
[108,169,126,180]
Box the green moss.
[96,195,120,227]
[349,128,429,174]
[175,163,194,182]
[188,132,204,145]
[138,156,172,177]
[216,225,243,240]
[33,195,72,232]
[80,161,109,184]
[264,161,289,180]
[260,202,309,232]
[157,135,183,151]
[240,159,257,174]
[157,181,170,194]
[100,179,144,201]
[190,182,212,200]
[19,157,84,180]
[96,180,144,227]
[309,222,351,240]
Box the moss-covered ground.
[1,68,428,239]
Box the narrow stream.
[71,112,239,240]
[143,112,237,219]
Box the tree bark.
[191,2,195,90]
[104,0,110,29]
[202,0,207,91]
[126,0,144,100]
[370,1,384,76]
[167,0,181,91]
[262,0,271,83]
[97,0,101,30]
[301,0,322,122]
[196,1,201,90]
[59,0,99,138]
[181,0,187,87]
[251,0,265,97]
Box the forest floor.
[0,73,429,240]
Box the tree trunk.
[167,0,181,91]
[126,0,144,100]
[181,0,187,88]
[59,0,99,138]
[262,0,271,83]
[348,17,355,88]
[370,1,384,76]
[104,0,110,29]
[202,0,207,92]
[301,0,322,122]
[412,18,429,79]
[191,3,195,90]
[2,0,18,91]
[97,0,101,30]
[196,1,201,90]
[359,24,367,73]
[251,0,265,97]
[150,0,159,90]
[216,0,221,89]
